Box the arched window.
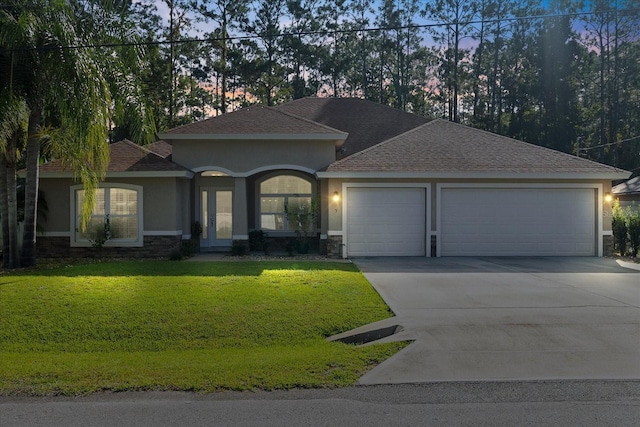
[259,175,313,232]
[72,184,143,246]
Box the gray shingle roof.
[162,104,346,136]
[143,140,172,158]
[325,119,628,175]
[612,176,640,195]
[39,140,189,174]
[274,97,429,159]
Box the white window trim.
[70,183,144,247]
[256,172,316,234]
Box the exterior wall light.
[604,193,613,203]
[332,191,340,203]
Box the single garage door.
[440,187,595,256]
[347,187,426,256]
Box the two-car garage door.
[345,186,596,257]
[439,187,596,256]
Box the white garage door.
[346,187,426,256]
[440,187,596,256]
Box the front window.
[73,185,142,246]
[259,175,313,232]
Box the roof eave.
[158,132,348,143]
[35,171,194,179]
[316,171,632,180]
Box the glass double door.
[200,188,233,248]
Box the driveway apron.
[345,257,640,384]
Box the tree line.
[1,0,639,268]
[132,0,639,172]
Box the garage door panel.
[347,188,426,257]
[441,188,595,256]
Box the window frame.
[257,173,315,234]
[70,183,144,247]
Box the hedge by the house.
[612,200,640,257]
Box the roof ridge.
[266,105,348,135]
[328,119,438,167]
[279,96,430,121]
[118,139,165,159]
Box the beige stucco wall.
[169,139,336,173]
[38,177,189,235]
[38,179,71,232]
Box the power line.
[3,8,639,52]
[579,135,640,152]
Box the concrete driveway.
[336,257,640,384]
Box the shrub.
[180,240,197,257]
[248,230,270,254]
[628,210,640,257]
[230,240,247,256]
[285,198,318,254]
[612,200,628,255]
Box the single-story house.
[612,176,640,211]
[35,97,630,258]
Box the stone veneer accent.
[603,235,614,257]
[36,235,182,258]
[326,235,343,258]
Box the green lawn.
[0,260,406,396]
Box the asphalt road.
[2,381,639,426]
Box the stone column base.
[327,235,343,258]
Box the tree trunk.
[6,133,20,268]
[21,108,42,267]
[0,152,10,268]
[221,11,228,114]
[453,20,460,123]
[473,17,485,123]
[490,22,502,132]
[1,132,21,269]
[599,28,606,146]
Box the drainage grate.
[333,325,402,345]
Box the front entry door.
[200,188,233,248]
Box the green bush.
[248,230,270,254]
[612,200,640,257]
[230,240,247,256]
[169,249,183,261]
[628,211,640,257]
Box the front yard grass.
[0,261,406,396]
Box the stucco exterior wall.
[38,179,72,233]
[38,177,188,236]
[170,139,336,173]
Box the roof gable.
[324,119,629,177]
[161,104,347,138]
[39,140,190,176]
[274,97,429,158]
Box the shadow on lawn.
[3,260,359,277]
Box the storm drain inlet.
[332,325,402,345]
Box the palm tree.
[0,0,155,267]
[0,90,28,268]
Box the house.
[612,176,640,211]
[35,97,630,258]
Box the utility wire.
[579,135,640,151]
[3,8,639,52]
